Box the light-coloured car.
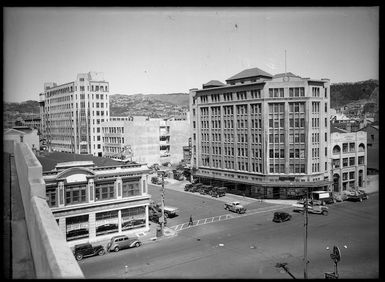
[106,235,142,252]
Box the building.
[4,127,39,151]
[101,115,190,166]
[189,67,332,199]
[42,161,151,247]
[39,72,110,156]
[23,117,41,133]
[359,124,379,173]
[330,131,367,192]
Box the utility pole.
[160,173,165,236]
[304,187,309,279]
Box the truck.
[209,186,226,197]
[292,202,329,215]
[224,201,246,214]
[150,201,178,218]
[311,191,335,205]
[199,185,213,195]
[190,183,203,193]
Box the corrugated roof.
[226,67,273,81]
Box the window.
[95,183,115,201]
[349,171,355,179]
[343,158,348,167]
[46,189,57,207]
[65,185,87,205]
[122,181,140,197]
[358,156,364,165]
[349,157,355,166]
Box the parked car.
[190,183,203,192]
[292,203,329,215]
[106,235,142,252]
[345,190,369,202]
[199,185,213,195]
[209,186,227,197]
[184,183,194,191]
[73,243,105,261]
[273,212,292,223]
[151,176,163,185]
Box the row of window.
[46,181,141,207]
[199,87,322,104]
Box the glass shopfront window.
[121,206,146,231]
[96,210,119,236]
[66,215,89,241]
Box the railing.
[5,140,84,279]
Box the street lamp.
[160,172,165,236]
[303,187,309,279]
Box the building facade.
[190,68,332,199]
[330,131,367,192]
[39,72,110,156]
[43,161,151,247]
[101,115,190,166]
[23,117,41,133]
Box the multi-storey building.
[39,72,110,156]
[101,115,190,165]
[43,161,151,247]
[190,67,332,199]
[330,130,367,192]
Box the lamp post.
[275,263,296,279]
[160,173,165,236]
[304,187,309,279]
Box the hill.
[330,79,379,109]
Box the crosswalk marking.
[168,205,290,232]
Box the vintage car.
[224,201,247,214]
[345,190,369,202]
[272,212,292,223]
[106,235,142,252]
[292,203,329,215]
[73,243,105,261]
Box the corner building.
[43,161,151,247]
[190,68,332,199]
[39,72,110,156]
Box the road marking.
[169,205,290,232]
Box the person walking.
[188,215,193,227]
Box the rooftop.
[226,67,273,81]
[37,151,123,171]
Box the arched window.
[332,145,341,154]
[358,143,365,152]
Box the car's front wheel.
[359,198,363,202]
[322,210,328,216]
[98,250,105,256]
[135,242,141,247]
[76,254,83,261]
[114,246,120,252]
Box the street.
[79,184,378,279]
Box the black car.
[73,243,105,261]
[273,212,292,223]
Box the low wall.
[11,141,84,278]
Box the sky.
[4,7,379,103]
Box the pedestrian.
[188,215,193,227]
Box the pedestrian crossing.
[168,204,291,232]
